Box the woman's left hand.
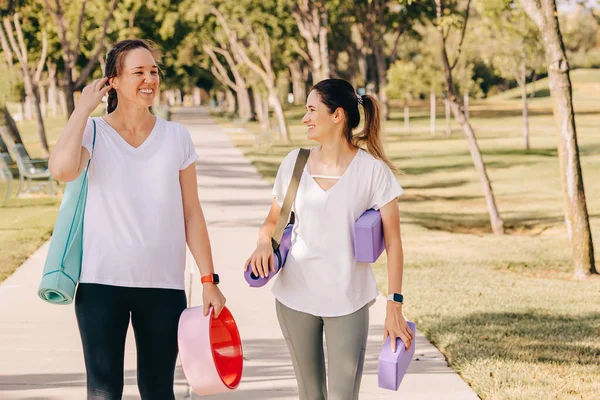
[202,283,226,318]
[384,301,414,352]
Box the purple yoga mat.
[354,209,385,263]
[244,225,293,287]
[378,321,416,391]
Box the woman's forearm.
[385,239,404,295]
[256,199,281,245]
[48,108,89,181]
[185,211,216,276]
[257,220,276,245]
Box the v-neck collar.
[99,116,159,151]
[305,148,361,193]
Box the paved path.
[0,108,479,399]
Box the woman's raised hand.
[77,77,113,115]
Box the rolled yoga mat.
[38,161,90,304]
[378,321,416,391]
[244,224,292,287]
[39,120,95,305]
[178,305,243,395]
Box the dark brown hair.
[311,79,396,171]
[104,39,162,113]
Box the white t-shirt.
[271,148,403,317]
[79,116,198,289]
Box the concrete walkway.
[0,108,479,399]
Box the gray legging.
[276,300,370,400]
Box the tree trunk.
[318,7,330,80]
[436,12,504,234]
[290,61,307,105]
[252,87,270,145]
[372,38,389,120]
[248,87,258,121]
[166,90,175,106]
[235,90,251,119]
[32,88,49,155]
[464,91,469,119]
[39,83,47,117]
[58,89,67,116]
[194,87,201,106]
[520,0,596,277]
[25,96,33,120]
[269,90,291,143]
[48,82,57,117]
[351,24,368,87]
[430,92,436,135]
[520,80,530,150]
[292,2,330,83]
[452,100,505,234]
[445,98,451,136]
[404,103,409,133]
[63,72,76,116]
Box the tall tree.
[519,0,596,278]
[476,0,545,149]
[2,12,49,154]
[203,44,252,121]
[432,0,505,234]
[291,0,330,83]
[41,0,118,116]
[209,1,292,143]
[353,0,425,120]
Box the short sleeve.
[179,125,199,170]
[369,161,403,210]
[82,118,96,155]
[272,149,300,207]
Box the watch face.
[393,293,403,303]
[213,274,220,285]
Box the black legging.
[74,283,187,400]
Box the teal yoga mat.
[38,121,96,305]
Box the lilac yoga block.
[244,225,293,287]
[354,209,385,263]
[378,321,416,391]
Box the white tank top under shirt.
[79,117,198,290]
[271,148,404,317]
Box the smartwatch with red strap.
[201,273,220,285]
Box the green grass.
[0,113,66,282]
[0,193,60,282]
[487,68,600,107]
[220,82,600,399]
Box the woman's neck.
[107,104,154,133]
[316,136,357,167]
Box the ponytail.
[106,87,118,114]
[311,79,397,172]
[352,95,397,172]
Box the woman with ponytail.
[246,78,413,399]
[49,39,226,399]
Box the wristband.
[387,293,403,304]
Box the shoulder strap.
[84,120,97,171]
[272,148,309,249]
[91,119,97,154]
